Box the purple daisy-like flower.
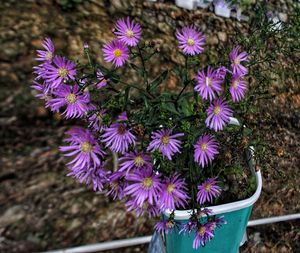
[87,109,107,132]
[31,80,51,101]
[229,46,248,76]
[179,219,198,236]
[114,17,142,47]
[215,66,228,80]
[230,75,247,102]
[194,67,223,101]
[147,129,184,160]
[67,165,108,191]
[36,37,55,62]
[43,56,77,89]
[125,168,162,206]
[207,216,227,231]
[205,98,233,131]
[107,171,127,200]
[126,199,160,218]
[95,69,108,89]
[101,123,136,154]
[197,178,221,204]
[102,40,129,68]
[155,219,176,235]
[60,127,105,170]
[118,151,152,174]
[194,134,219,168]
[33,63,48,81]
[159,173,189,211]
[193,223,214,249]
[176,26,205,56]
[46,84,94,119]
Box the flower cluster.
[32,17,250,250]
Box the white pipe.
[41,214,300,253]
[42,236,152,253]
[247,213,300,227]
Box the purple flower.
[197,178,221,204]
[176,26,205,56]
[118,151,152,174]
[229,46,248,76]
[194,134,219,168]
[95,69,108,89]
[60,127,105,170]
[31,81,51,100]
[101,123,136,154]
[107,171,126,200]
[126,199,160,218]
[147,129,184,160]
[193,223,214,249]
[43,56,77,89]
[207,216,226,231]
[33,63,48,81]
[102,40,129,67]
[230,75,247,102]
[36,37,55,62]
[215,66,228,80]
[194,67,223,101]
[117,111,128,121]
[159,173,189,211]
[155,219,176,234]
[46,84,94,119]
[114,17,142,47]
[87,109,107,132]
[125,168,162,206]
[179,219,198,235]
[205,98,233,131]
[67,165,108,191]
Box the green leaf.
[130,63,143,75]
[149,70,168,92]
[162,102,179,115]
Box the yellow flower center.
[200,143,208,151]
[117,125,126,135]
[213,106,221,115]
[167,183,175,193]
[134,155,144,166]
[187,38,195,46]
[232,80,239,88]
[113,49,123,58]
[205,77,212,87]
[161,136,170,145]
[58,67,69,78]
[142,177,153,188]
[234,58,240,65]
[125,29,134,38]
[46,52,53,60]
[66,93,77,104]
[205,183,212,192]
[80,141,93,153]
[198,226,206,236]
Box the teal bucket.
[164,206,253,253]
[163,149,262,253]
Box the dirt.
[0,1,299,253]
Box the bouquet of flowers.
[32,17,253,249]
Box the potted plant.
[32,18,262,252]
